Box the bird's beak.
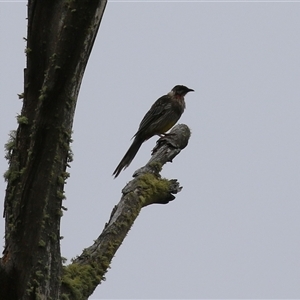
[188,88,194,92]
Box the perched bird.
[113,85,194,178]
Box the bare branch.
[61,124,191,298]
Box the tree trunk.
[0,1,107,299]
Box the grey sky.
[1,1,300,299]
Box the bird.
[113,85,194,178]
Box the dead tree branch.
[61,124,191,298]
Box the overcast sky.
[1,1,300,299]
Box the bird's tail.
[113,137,143,178]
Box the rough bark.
[60,124,191,299]
[0,1,107,299]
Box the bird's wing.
[133,95,172,137]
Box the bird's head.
[171,85,194,96]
